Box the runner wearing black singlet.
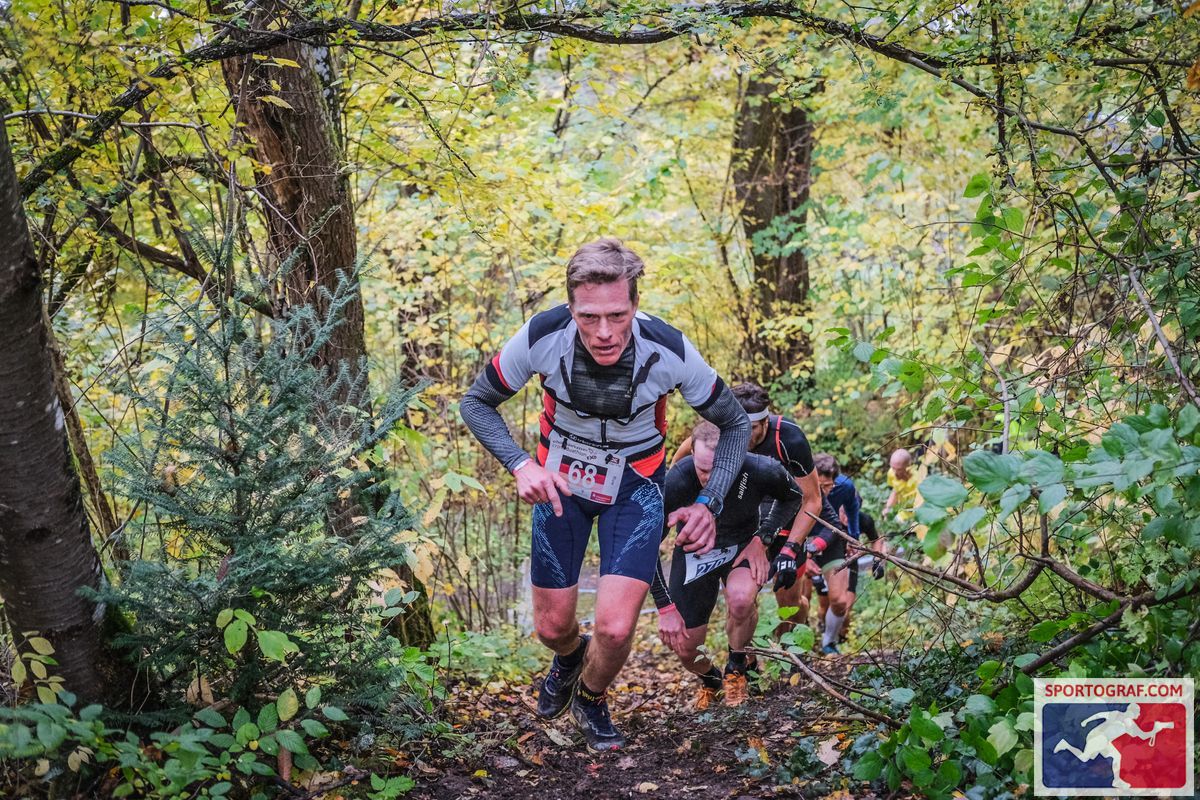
[670,384,843,646]
[651,421,803,709]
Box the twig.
[744,646,899,728]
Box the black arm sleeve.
[754,462,805,544]
[459,371,530,473]
[649,465,694,609]
[695,384,750,502]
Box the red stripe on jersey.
[654,396,668,436]
[630,448,665,478]
[540,391,556,437]
[491,354,512,391]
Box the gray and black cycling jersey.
[460,304,749,498]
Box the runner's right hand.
[513,460,573,516]
[771,544,798,591]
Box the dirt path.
[411,616,875,800]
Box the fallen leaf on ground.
[636,782,659,793]
[816,736,841,766]
[544,728,573,747]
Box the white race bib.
[543,434,625,505]
[683,545,739,584]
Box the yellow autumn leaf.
[259,94,294,110]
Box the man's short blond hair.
[692,420,721,450]
[566,238,645,303]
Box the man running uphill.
[651,421,803,710]
[460,239,750,751]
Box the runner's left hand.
[657,606,687,651]
[669,503,716,554]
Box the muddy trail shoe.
[536,635,590,719]
[571,695,625,751]
[821,643,840,655]
[722,671,749,707]
[693,685,718,711]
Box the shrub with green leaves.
[93,265,433,714]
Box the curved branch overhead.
[16,2,1188,196]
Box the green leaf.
[1019,451,1065,486]
[901,745,932,774]
[1102,423,1140,457]
[776,606,799,620]
[305,686,322,709]
[964,694,996,715]
[256,630,298,663]
[232,609,257,626]
[276,689,300,722]
[216,609,234,629]
[914,504,948,524]
[257,735,279,756]
[194,707,227,729]
[853,341,876,362]
[781,624,815,653]
[977,660,1002,680]
[949,506,987,534]
[1001,206,1025,232]
[998,484,1031,520]
[919,475,968,508]
[1176,404,1200,438]
[274,729,308,755]
[964,173,990,197]
[963,450,1018,494]
[300,719,329,738]
[27,637,54,656]
[889,687,916,705]
[852,750,885,780]
[257,703,279,733]
[910,710,944,742]
[11,657,27,687]
[235,722,260,745]
[224,620,248,654]
[1013,747,1034,776]
[1038,483,1067,512]
[987,718,1018,757]
[322,706,349,722]
[1029,619,1063,642]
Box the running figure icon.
[1052,703,1175,789]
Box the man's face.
[570,281,637,366]
[692,440,715,488]
[748,417,770,449]
[816,474,835,496]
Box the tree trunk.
[732,77,819,385]
[220,12,434,648]
[220,14,366,414]
[0,122,122,704]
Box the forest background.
[1,0,1199,796]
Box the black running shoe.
[536,635,589,719]
[571,696,625,751]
